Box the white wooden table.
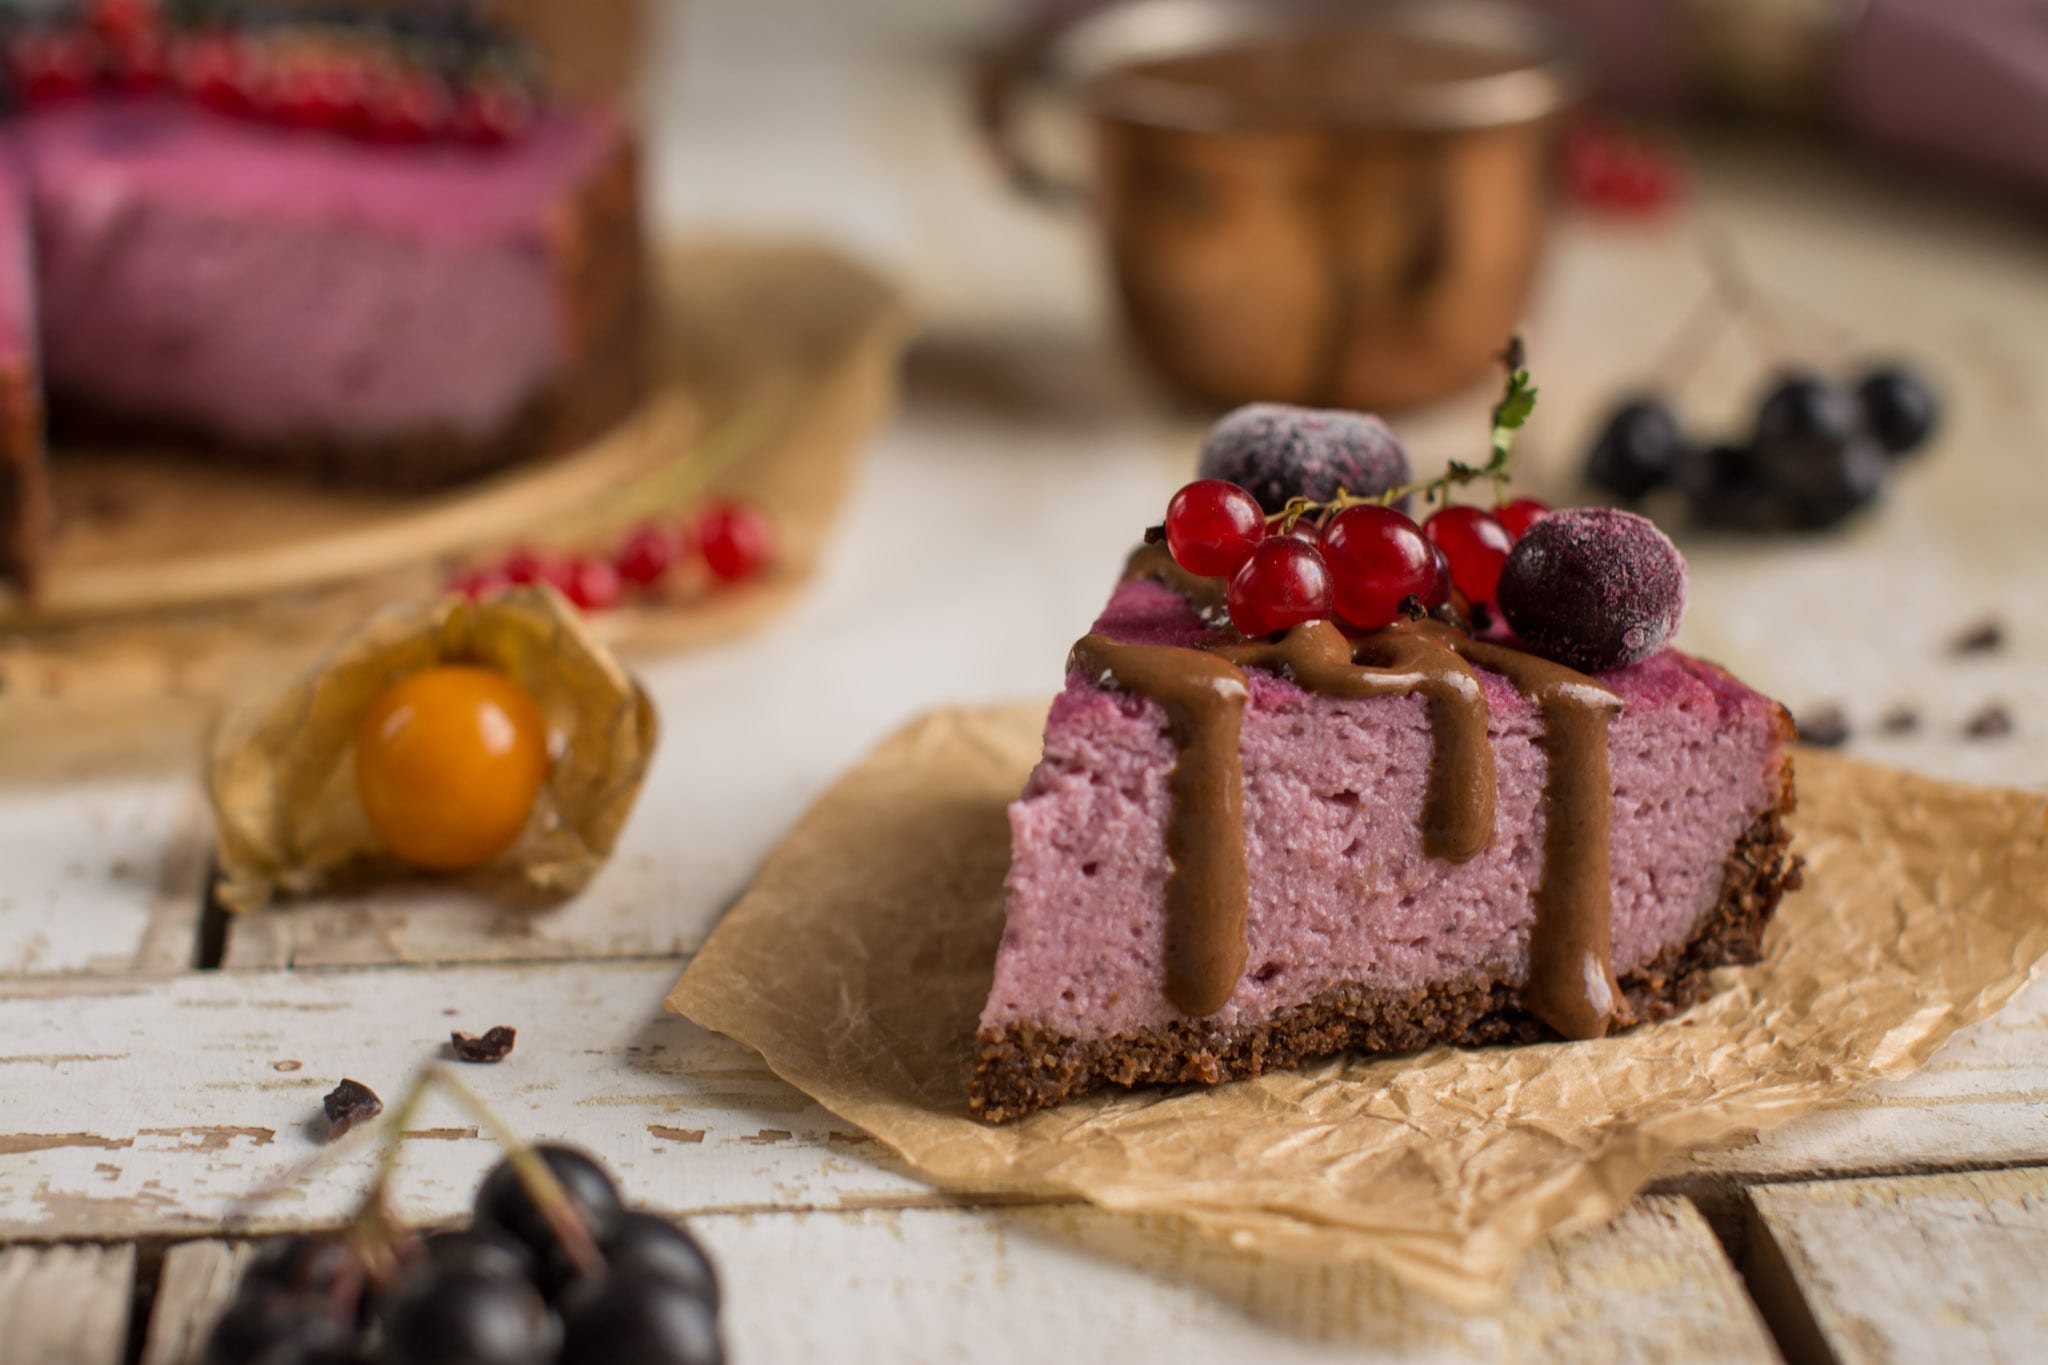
[5,2,2047,1360]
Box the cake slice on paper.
[971,387,1800,1121]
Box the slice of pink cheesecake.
[970,558,1799,1122]
[0,96,643,589]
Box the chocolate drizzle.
[1078,565,1628,1039]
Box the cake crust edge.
[967,752,1803,1124]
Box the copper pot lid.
[1051,0,1584,133]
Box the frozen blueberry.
[1497,508,1688,673]
[1196,404,1409,513]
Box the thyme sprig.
[1269,337,1538,533]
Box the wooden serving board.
[0,240,912,771]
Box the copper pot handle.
[972,5,1095,209]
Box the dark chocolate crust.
[967,755,1803,1123]
[0,358,48,593]
[1,130,645,587]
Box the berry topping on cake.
[1497,508,1688,673]
[1196,403,1410,514]
[1422,505,1514,609]
[1164,478,1265,577]
[1319,504,1438,629]
[1226,536,1332,638]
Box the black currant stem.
[1695,225,1798,368]
[430,1066,607,1279]
[1647,281,1730,397]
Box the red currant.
[179,35,254,115]
[1227,537,1332,638]
[1424,506,1515,608]
[1318,505,1434,630]
[613,522,688,586]
[272,58,363,133]
[364,74,448,144]
[562,556,623,611]
[1164,479,1265,578]
[451,83,534,147]
[88,0,155,45]
[1423,542,1453,610]
[449,567,513,601]
[500,546,564,588]
[106,31,169,93]
[697,501,773,583]
[1495,497,1551,539]
[1564,118,1683,215]
[12,29,100,104]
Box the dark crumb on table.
[1963,703,2014,739]
[1796,704,1850,748]
[322,1079,383,1140]
[1878,705,1921,735]
[1950,618,2005,655]
[451,1026,518,1064]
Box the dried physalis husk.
[208,588,658,914]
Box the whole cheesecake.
[969,409,1802,1122]
[0,27,644,592]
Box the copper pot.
[979,0,1581,412]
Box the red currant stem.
[1694,224,1798,369]
[548,399,770,544]
[1265,339,1535,529]
[431,1066,607,1278]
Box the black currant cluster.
[203,1145,723,1365]
[1585,365,1938,531]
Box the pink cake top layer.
[13,101,622,244]
[11,100,625,443]
[983,578,1789,1039]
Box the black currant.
[377,1265,555,1365]
[1768,439,1888,529]
[1855,364,1939,456]
[423,1227,537,1284]
[558,1269,725,1365]
[242,1235,359,1299]
[200,1289,353,1365]
[1752,372,1861,454]
[1584,397,1685,501]
[473,1145,623,1259]
[542,1211,721,1308]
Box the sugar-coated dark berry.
[1164,479,1265,578]
[423,1227,536,1284]
[1771,438,1887,530]
[378,1265,555,1365]
[1196,404,1410,514]
[1318,505,1435,631]
[1498,508,1687,671]
[1584,398,1685,501]
[697,500,774,583]
[558,1269,725,1365]
[1855,364,1939,456]
[1494,497,1550,539]
[1422,506,1514,608]
[1226,537,1333,638]
[544,1211,722,1309]
[201,1289,354,1365]
[473,1145,624,1259]
[1753,372,1861,454]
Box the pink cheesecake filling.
[12,102,623,445]
[982,580,1788,1040]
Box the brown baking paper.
[210,587,657,914]
[668,702,2048,1309]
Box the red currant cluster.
[3,1,539,147]
[1563,117,1684,216]
[1164,479,1552,639]
[450,500,775,614]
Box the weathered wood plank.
[0,960,930,1242]
[0,780,209,978]
[1744,1167,2048,1364]
[131,1199,1774,1365]
[0,1242,136,1364]
[702,1197,1779,1364]
[140,1242,254,1365]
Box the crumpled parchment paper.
[210,587,657,914]
[667,702,2048,1308]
